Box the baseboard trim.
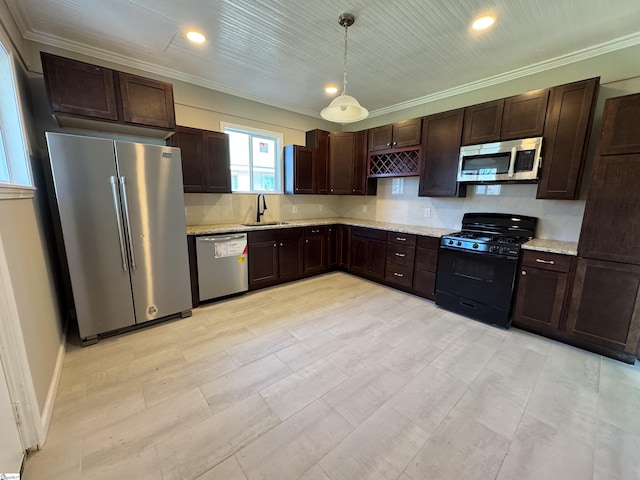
[40,328,66,445]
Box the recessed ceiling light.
[186,31,206,43]
[325,86,339,94]
[472,16,495,30]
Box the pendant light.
[320,13,369,123]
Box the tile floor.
[23,272,640,480]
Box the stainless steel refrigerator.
[46,132,192,344]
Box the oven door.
[436,247,518,311]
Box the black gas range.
[436,213,537,328]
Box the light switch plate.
[292,206,298,213]
[424,207,431,218]
[362,205,368,213]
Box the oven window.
[460,153,511,176]
[453,257,495,282]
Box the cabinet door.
[306,130,330,194]
[537,78,599,199]
[329,132,355,194]
[418,109,466,197]
[118,72,176,129]
[462,99,504,145]
[278,237,304,281]
[294,146,316,194]
[368,125,393,151]
[170,126,205,193]
[566,258,640,354]
[368,240,387,279]
[512,267,568,333]
[597,93,640,155]
[579,153,640,264]
[350,236,369,275]
[393,118,422,148]
[248,240,278,288]
[337,225,351,269]
[41,52,119,121]
[304,233,326,274]
[352,130,373,195]
[500,89,549,140]
[328,226,337,269]
[203,131,232,193]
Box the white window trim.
[0,43,35,200]
[220,121,284,194]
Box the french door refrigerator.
[46,132,192,344]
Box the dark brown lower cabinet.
[566,258,640,356]
[512,251,574,334]
[337,225,351,269]
[412,236,440,300]
[304,226,327,275]
[384,233,416,289]
[248,228,303,289]
[350,227,387,280]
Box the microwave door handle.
[508,147,517,178]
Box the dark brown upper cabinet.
[306,129,330,194]
[41,52,119,121]
[537,78,599,199]
[284,145,316,194]
[596,92,640,156]
[117,72,176,129]
[418,108,466,198]
[462,89,549,145]
[169,126,231,193]
[368,118,422,152]
[40,52,176,136]
[328,131,376,195]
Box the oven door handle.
[508,146,517,178]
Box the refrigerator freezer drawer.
[196,234,249,301]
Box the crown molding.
[368,31,640,118]
[19,25,640,121]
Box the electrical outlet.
[486,185,502,195]
[362,205,368,213]
[424,207,431,218]
[292,206,298,214]
[319,205,324,212]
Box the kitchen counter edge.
[521,239,578,256]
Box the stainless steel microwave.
[457,137,543,183]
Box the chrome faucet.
[256,193,267,222]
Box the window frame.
[220,121,284,194]
[0,40,35,200]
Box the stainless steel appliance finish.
[196,233,248,301]
[46,132,192,343]
[457,136,543,183]
[436,213,537,328]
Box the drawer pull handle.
[393,272,404,277]
[396,237,407,242]
[535,259,555,265]
[395,253,406,257]
[311,229,320,233]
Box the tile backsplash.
[184,177,585,242]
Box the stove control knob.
[472,243,479,249]
[456,241,462,246]
[448,240,453,245]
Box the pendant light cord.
[342,21,348,96]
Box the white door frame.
[0,233,43,450]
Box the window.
[221,122,283,193]
[0,39,33,197]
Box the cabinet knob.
[305,239,309,243]
[521,270,527,276]
[280,242,283,247]
[393,141,397,146]
[386,142,391,147]
[352,189,355,192]
[273,243,277,247]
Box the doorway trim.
[0,233,43,450]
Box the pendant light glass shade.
[320,13,368,124]
[320,94,369,123]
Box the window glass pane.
[252,136,276,192]
[0,131,9,182]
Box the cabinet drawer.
[352,227,387,242]
[521,250,573,273]
[384,263,414,288]
[387,232,416,246]
[248,227,304,243]
[415,247,438,272]
[386,243,415,266]
[416,235,440,250]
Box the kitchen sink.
[240,221,290,227]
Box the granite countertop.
[186,217,456,239]
[186,218,578,255]
[522,238,578,256]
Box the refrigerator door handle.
[110,176,128,272]
[119,176,137,270]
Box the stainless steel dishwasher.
[196,233,248,301]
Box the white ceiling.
[6,0,640,119]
